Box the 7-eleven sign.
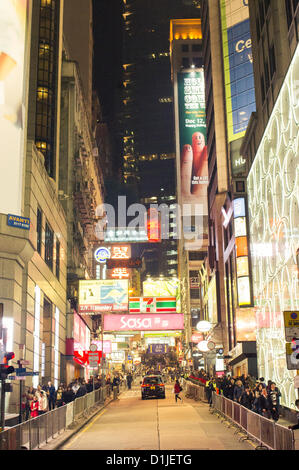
[130,297,156,313]
[129,297,176,313]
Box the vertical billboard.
[220,0,256,142]
[0,0,28,215]
[177,70,208,249]
[78,280,129,314]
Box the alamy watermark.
[94,196,204,247]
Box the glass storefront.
[247,45,299,408]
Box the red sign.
[104,313,184,331]
[147,208,161,243]
[110,268,130,279]
[73,350,104,366]
[107,258,142,269]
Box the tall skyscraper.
[118,0,201,277]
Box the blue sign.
[16,368,27,375]
[7,214,30,230]
[94,247,110,264]
[148,344,168,354]
[234,198,246,218]
[220,0,256,142]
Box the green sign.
[177,70,208,249]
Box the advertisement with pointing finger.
[177,70,208,249]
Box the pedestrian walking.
[126,372,133,390]
[174,380,183,403]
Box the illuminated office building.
[198,0,258,377]
[0,0,67,414]
[242,0,299,408]
[119,0,201,277]
[170,18,207,357]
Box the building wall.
[63,0,93,122]
[247,44,299,408]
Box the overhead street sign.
[284,311,299,341]
[286,340,299,370]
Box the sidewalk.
[184,389,299,450]
[37,394,118,451]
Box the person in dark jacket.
[76,381,87,397]
[126,373,133,390]
[240,386,254,409]
[267,382,281,421]
[46,381,56,411]
[252,385,269,416]
[62,386,75,404]
[233,380,244,403]
[227,378,235,401]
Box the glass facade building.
[247,44,299,407]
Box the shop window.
[45,222,54,270]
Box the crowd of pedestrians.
[190,369,282,422]
[22,374,125,421]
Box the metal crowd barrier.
[184,380,207,402]
[211,392,295,450]
[0,384,114,450]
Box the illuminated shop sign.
[143,278,181,312]
[129,297,177,313]
[111,245,131,259]
[104,314,184,332]
[94,247,110,264]
[110,268,130,279]
[107,258,142,269]
[104,228,148,243]
[147,208,161,243]
[78,280,129,314]
[147,344,168,354]
[234,198,251,307]
[74,345,104,368]
[220,0,256,142]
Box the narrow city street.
[61,384,253,451]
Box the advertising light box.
[104,314,184,332]
[177,70,209,250]
[220,0,256,142]
[0,0,28,215]
[78,280,128,314]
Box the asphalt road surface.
[61,383,254,451]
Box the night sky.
[93,0,123,128]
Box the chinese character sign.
[111,246,131,259]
